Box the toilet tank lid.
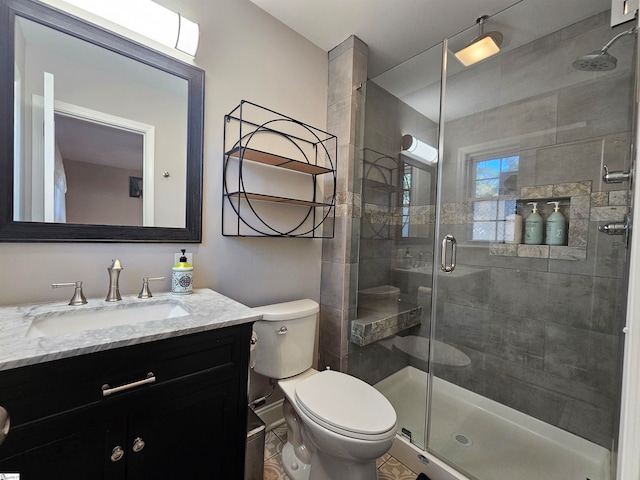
[253,299,319,321]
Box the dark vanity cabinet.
[0,324,252,479]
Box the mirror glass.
[1,0,204,242]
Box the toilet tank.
[252,299,319,379]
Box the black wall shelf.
[223,101,337,238]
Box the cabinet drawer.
[0,323,252,428]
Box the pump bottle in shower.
[545,201,566,245]
[524,202,543,245]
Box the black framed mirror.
[0,0,204,242]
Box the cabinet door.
[125,374,245,479]
[0,406,110,480]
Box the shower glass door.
[428,3,634,480]
[349,43,443,452]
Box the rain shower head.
[572,26,637,71]
[572,49,618,71]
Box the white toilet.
[252,299,397,480]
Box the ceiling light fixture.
[401,135,438,164]
[63,0,200,56]
[454,15,502,67]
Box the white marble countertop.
[0,288,261,371]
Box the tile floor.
[262,423,418,480]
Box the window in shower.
[473,155,519,197]
[471,154,519,242]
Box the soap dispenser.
[524,202,543,245]
[545,201,566,246]
[172,249,193,294]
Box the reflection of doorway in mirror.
[59,114,146,226]
[55,102,155,226]
[30,97,155,226]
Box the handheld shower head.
[572,26,637,71]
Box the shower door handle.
[441,234,457,273]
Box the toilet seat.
[294,370,397,441]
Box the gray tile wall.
[320,36,368,371]
[433,11,632,448]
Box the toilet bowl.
[252,300,397,480]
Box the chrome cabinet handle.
[441,234,457,273]
[111,446,125,462]
[102,372,156,397]
[0,406,10,445]
[132,437,145,453]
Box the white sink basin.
[25,301,190,339]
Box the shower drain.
[451,432,473,447]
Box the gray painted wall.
[1,0,328,309]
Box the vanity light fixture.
[63,0,200,56]
[401,135,438,164]
[454,15,503,67]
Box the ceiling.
[249,0,613,121]
[56,115,143,171]
[248,0,526,78]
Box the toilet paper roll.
[249,331,258,368]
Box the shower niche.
[488,180,628,260]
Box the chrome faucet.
[138,276,165,299]
[106,259,123,302]
[52,281,87,305]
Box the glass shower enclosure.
[348,1,636,479]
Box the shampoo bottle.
[545,201,566,246]
[505,207,523,244]
[172,249,193,294]
[524,202,543,245]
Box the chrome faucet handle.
[603,165,631,183]
[138,277,165,299]
[52,281,87,306]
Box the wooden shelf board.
[226,192,332,208]
[226,147,333,175]
[363,178,403,193]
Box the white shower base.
[375,366,610,480]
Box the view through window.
[471,155,519,242]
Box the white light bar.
[401,135,438,164]
[63,0,200,56]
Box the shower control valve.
[598,221,628,235]
[603,165,631,183]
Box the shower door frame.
[616,13,640,480]
[426,12,638,480]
